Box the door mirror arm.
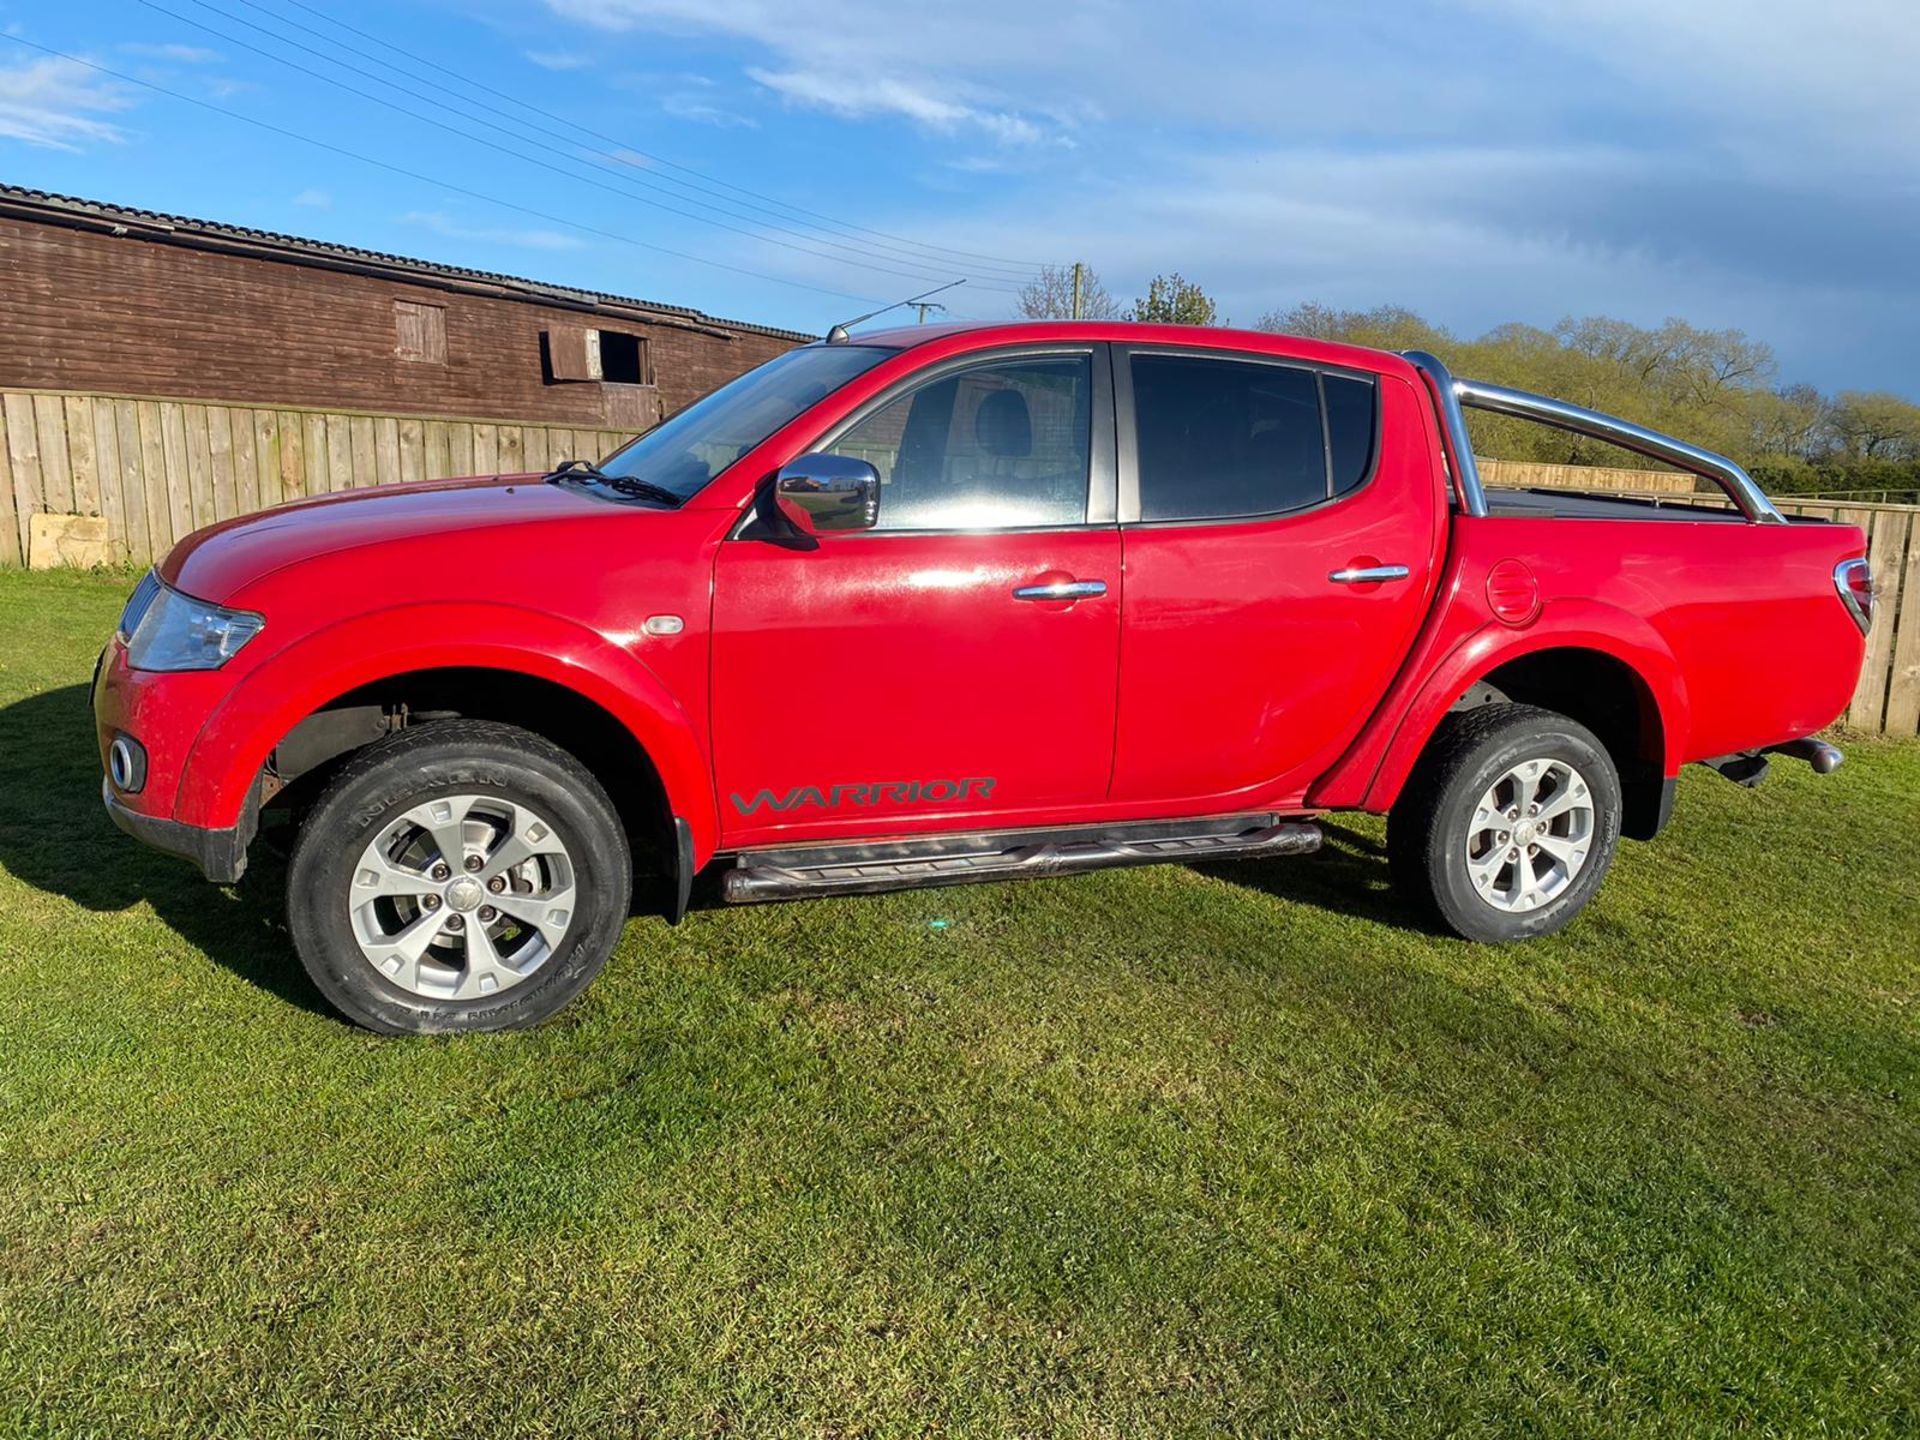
[749,477,821,550]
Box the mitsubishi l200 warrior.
[93,323,1875,1032]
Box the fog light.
[109,734,147,794]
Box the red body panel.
[1310,514,1868,811]
[711,529,1123,846]
[1111,373,1445,808]
[91,321,1871,880]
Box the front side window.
[591,344,895,502]
[832,355,1093,530]
[1131,354,1377,522]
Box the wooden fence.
[1477,457,1696,494]
[0,387,630,570]
[1788,497,1919,736]
[2,387,1915,734]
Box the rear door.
[711,345,1122,845]
[1108,348,1443,806]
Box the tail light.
[1834,557,1875,634]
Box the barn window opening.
[545,325,652,385]
[597,330,647,384]
[393,301,447,364]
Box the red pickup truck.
[93,322,1875,1033]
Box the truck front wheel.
[286,719,633,1033]
[1387,704,1623,943]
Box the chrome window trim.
[1402,349,1786,525]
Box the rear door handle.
[1328,564,1410,585]
[1012,579,1108,601]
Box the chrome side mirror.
[773,453,881,535]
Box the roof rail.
[1402,350,1786,524]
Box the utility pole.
[912,300,946,324]
[1071,261,1084,320]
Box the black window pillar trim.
[1314,371,1336,502]
[1113,341,1142,522]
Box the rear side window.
[1130,354,1378,521]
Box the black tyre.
[1387,703,1621,943]
[287,719,632,1034]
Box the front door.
[1109,348,1444,806]
[712,348,1122,846]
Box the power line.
[264,0,1050,274]
[221,0,1046,284]
[0,34,888,310]
[134,0,1022,293]
[186,0,1037,285]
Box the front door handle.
[1328,564,1411,585]
[1012,579,1108,601]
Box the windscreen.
[595,344,896,501]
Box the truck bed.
[1487,488,1746,523]
[1486,487,1835,525]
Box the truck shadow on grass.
[1191,819,1442,936]
[0,683,1433,1021]
[0,682,331,1018]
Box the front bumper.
[95,631,258,882]
[102,776,253,883]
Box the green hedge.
[1748,460,1920,506]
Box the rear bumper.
[102,776,252,883]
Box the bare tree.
[1018,263,1121,321]
[1830,391,1920,461]
[1256,302,1451,352]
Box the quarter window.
[1324,373,1378,496]
[1130,354,1377,521]
[832,356,1093,530]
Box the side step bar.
[721,815,1323,904]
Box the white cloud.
[1469,0,1920,167]
[660,90,756,128]
[0,56,132,150]
[120,43,222,64]
[748,68,1039,143]
[535,0,1920,390]
[400,210,586,252]
[546,0,1067,143]
[292,188,332,209]
[525,50,594,70]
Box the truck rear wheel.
[286,719,632,1034]
[1387,703,1622,943]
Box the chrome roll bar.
[1402,350,1786,524]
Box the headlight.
[117,570,162,640]
[125,583,265,672]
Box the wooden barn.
[0,185,807,567]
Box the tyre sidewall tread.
[287,720,633,1034]
[1389,704,1623,943]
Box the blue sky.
[2,0,1917,396]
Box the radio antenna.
[825,279,967,343]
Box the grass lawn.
[0,565,1916,1439]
